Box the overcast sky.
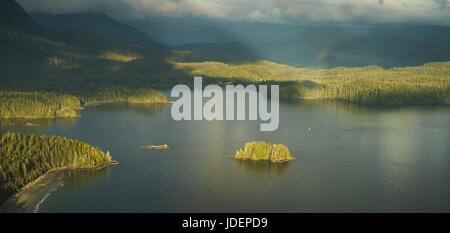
[17,0,450,25]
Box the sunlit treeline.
[172,61,450,105]
[0,86,167,118]
[0,92,80,118]
[75,85,168,104]
[0,132,112,204]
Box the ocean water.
[1,97,449,212]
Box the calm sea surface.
[1,94,449,212]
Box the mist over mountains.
[30,11,450,68]
[0,0,449,107]
[128,17,450,67]
[1,0,449,70]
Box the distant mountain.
[128,17,450,67]
[25,10,450,68]
[128,17,310,47]
[1,0,449,80]
[31,12,166,49]
[316,34,450,67]
[129,17,240,45]
[0,0,43,34]
[0,1,129,54]
[129,17,450,45]
[175,41,260,63]
[0,1,152,83]
[0,1,197,88]
[262,29,450,67]
[29,13,261,61]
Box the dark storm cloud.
[16,0,450,25]
[433,0,449,9]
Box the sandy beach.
[0,161,118,213]
[0,169,72,213]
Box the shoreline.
[0,100,171,119]
[82,100,170,107]
[2,97,446,120]
[284,96,450,106]
[0,115,81,119]
[233,157,295,163]
[0,161,118,213]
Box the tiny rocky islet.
[141,144,171,150]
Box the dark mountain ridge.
[127,17,450,67]
[0,0,44,34]
[31,12,166,49]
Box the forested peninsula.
[0,132,117,204]
[0,87,168,118]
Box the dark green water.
[1,99,449,212]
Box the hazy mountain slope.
[27,11,450,68]
[174,41,260,63]
[31,12,166,49]
[130,17,450,45]
[268,30,450,68]
[1,0,449,92]
[0,0,179,87]
[0,0,44,34]
[129,17,240,45]
[320,35,450,67]
[128,17,450,68]
[30,13,260,62]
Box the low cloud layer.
[17,0,450,25]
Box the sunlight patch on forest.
[170,60,450,105]
[45,56,80,70]
[100,52,140,62]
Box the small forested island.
[234,141,295,162]
[0,132,118,204]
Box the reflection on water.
[128,103,167,115]
[33,167,112,213]
[0,166,111,213]
[287,99,442,116]
[235,160,292,177]
[0,118,78,133]
[86,102,167,115]
[1,97,449,212]
[286,99,375,113]
[66,167,112,187]
[30,167,113,213]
